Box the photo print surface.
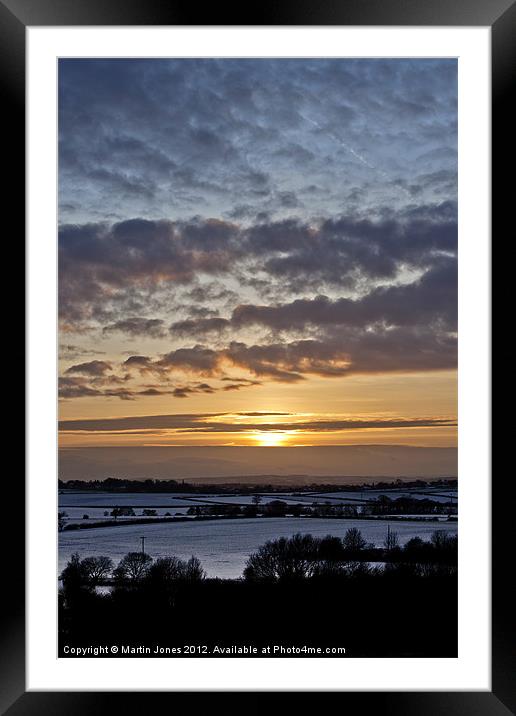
[58,58,458,658]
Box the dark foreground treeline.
[59,530,457,658]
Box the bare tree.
[342,528,366,552]
[430,530,453,550]
[147,555,206,586]
[148,556,188,582]
[82,556,114,585]
[183,556,206,582]
[60,552,87,591]
[113,552,153,582]
[384,526,399,551]
[244,533,319,581]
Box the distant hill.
[59,445,457,483]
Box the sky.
[58,58,457,470]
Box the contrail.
[302,114,379,172]
[302,114,411,198]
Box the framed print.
[3,0,510,708]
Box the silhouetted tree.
[58,511,68,531]
[342,528,366,552]
[147,556,187,583]
[145,555,206,592]
[318,535,345,561]
[264,500,288,517]
[431,530,454,551]
[61,553,90,593]
[244,533,319,581]
[110,506,135,519]
[113,552,153,583]
[384,527,399,551]
[404,536,425,551]
[81,556,113,585]
[183,556,206,582]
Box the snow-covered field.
[58,492,358,523]
[58,516,458,579]
[58,486,458,523]
[59,492,209,508]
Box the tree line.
[60,528,457,595]
[185,496,455,518]
[58,497,456,532]
[58,477,457,494]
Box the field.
[59,515,457,579]
[59,484,457,518]
[58,487,457,578]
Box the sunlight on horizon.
[254,432,290,447]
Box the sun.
[255,432,288,447]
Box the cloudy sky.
[58,58,457,459]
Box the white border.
[27,26,490,691]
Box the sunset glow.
[254,432,290,447]
[58,58,457,479]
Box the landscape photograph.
[58,57,458,658]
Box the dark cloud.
[220,378,262,391]
[103,317,166,338]
[171,257,455,339]
[155,346,219,374]
[222,382,261,392]
[258,206,456,289]
[170,317,229,337]
[59,376,135,400]
[123,355,153,370]
[59,344,106,360]
[234,258,455,332]
[176,417,457,434]
[236,412,291,416]
[59,411,293,432]
[58,217,241,325]
[121,321,455,385]
[59,210,456,395]
[59,376,218,402]
[59,205,456,328]
[58,59,457,406]
[136,258,456,384]
[222,333,455,380]
[64,360,112,377]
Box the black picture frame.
[3,0,507,709]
